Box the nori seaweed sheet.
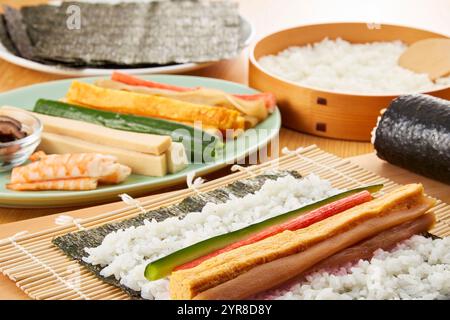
[374,94,450,184]
[53,170,302,299]
[0,14,18,55]
[2,6,35,60]
[1,1,245,68]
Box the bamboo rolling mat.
[0,145,449,300]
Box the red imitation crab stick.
[145,186,382,280]
[175,190,373,271]
[111,72,277,111]
[112,72,194,92]
[232,93,276,112]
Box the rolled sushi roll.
[373,94,450,184]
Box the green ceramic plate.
[0,75,281,208]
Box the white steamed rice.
[83,173,450,300]
[83,173,339,300]
[258,38,450,94]
[272,235,450,300]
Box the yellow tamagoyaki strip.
[169,184,434,299]
[66,81,245,131]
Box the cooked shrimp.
[29,150,47,162]
[99,163,132,184]
[8,152,131,191]
[11,152,120,184]
[6,178,98,191]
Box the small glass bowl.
[0,108,42,172]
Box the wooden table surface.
[0,0,449,224]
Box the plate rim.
[0,74,281,208]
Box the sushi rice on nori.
[53,170,306,298]
[54,170,450,300]
[373,94,450,184]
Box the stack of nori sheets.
[0,0,244,68]
[53,170,302,299]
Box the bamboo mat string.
[186,171,205,195]
[54,215,86,231]
[119,194,147,215]
[230,164,258,177]
[0,231,28,246]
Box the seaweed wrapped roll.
[373,94,450,184]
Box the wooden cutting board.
[350,153,450,203]
[1,152,448,300]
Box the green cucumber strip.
[33,99,223,162]
[144,183,383,280]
